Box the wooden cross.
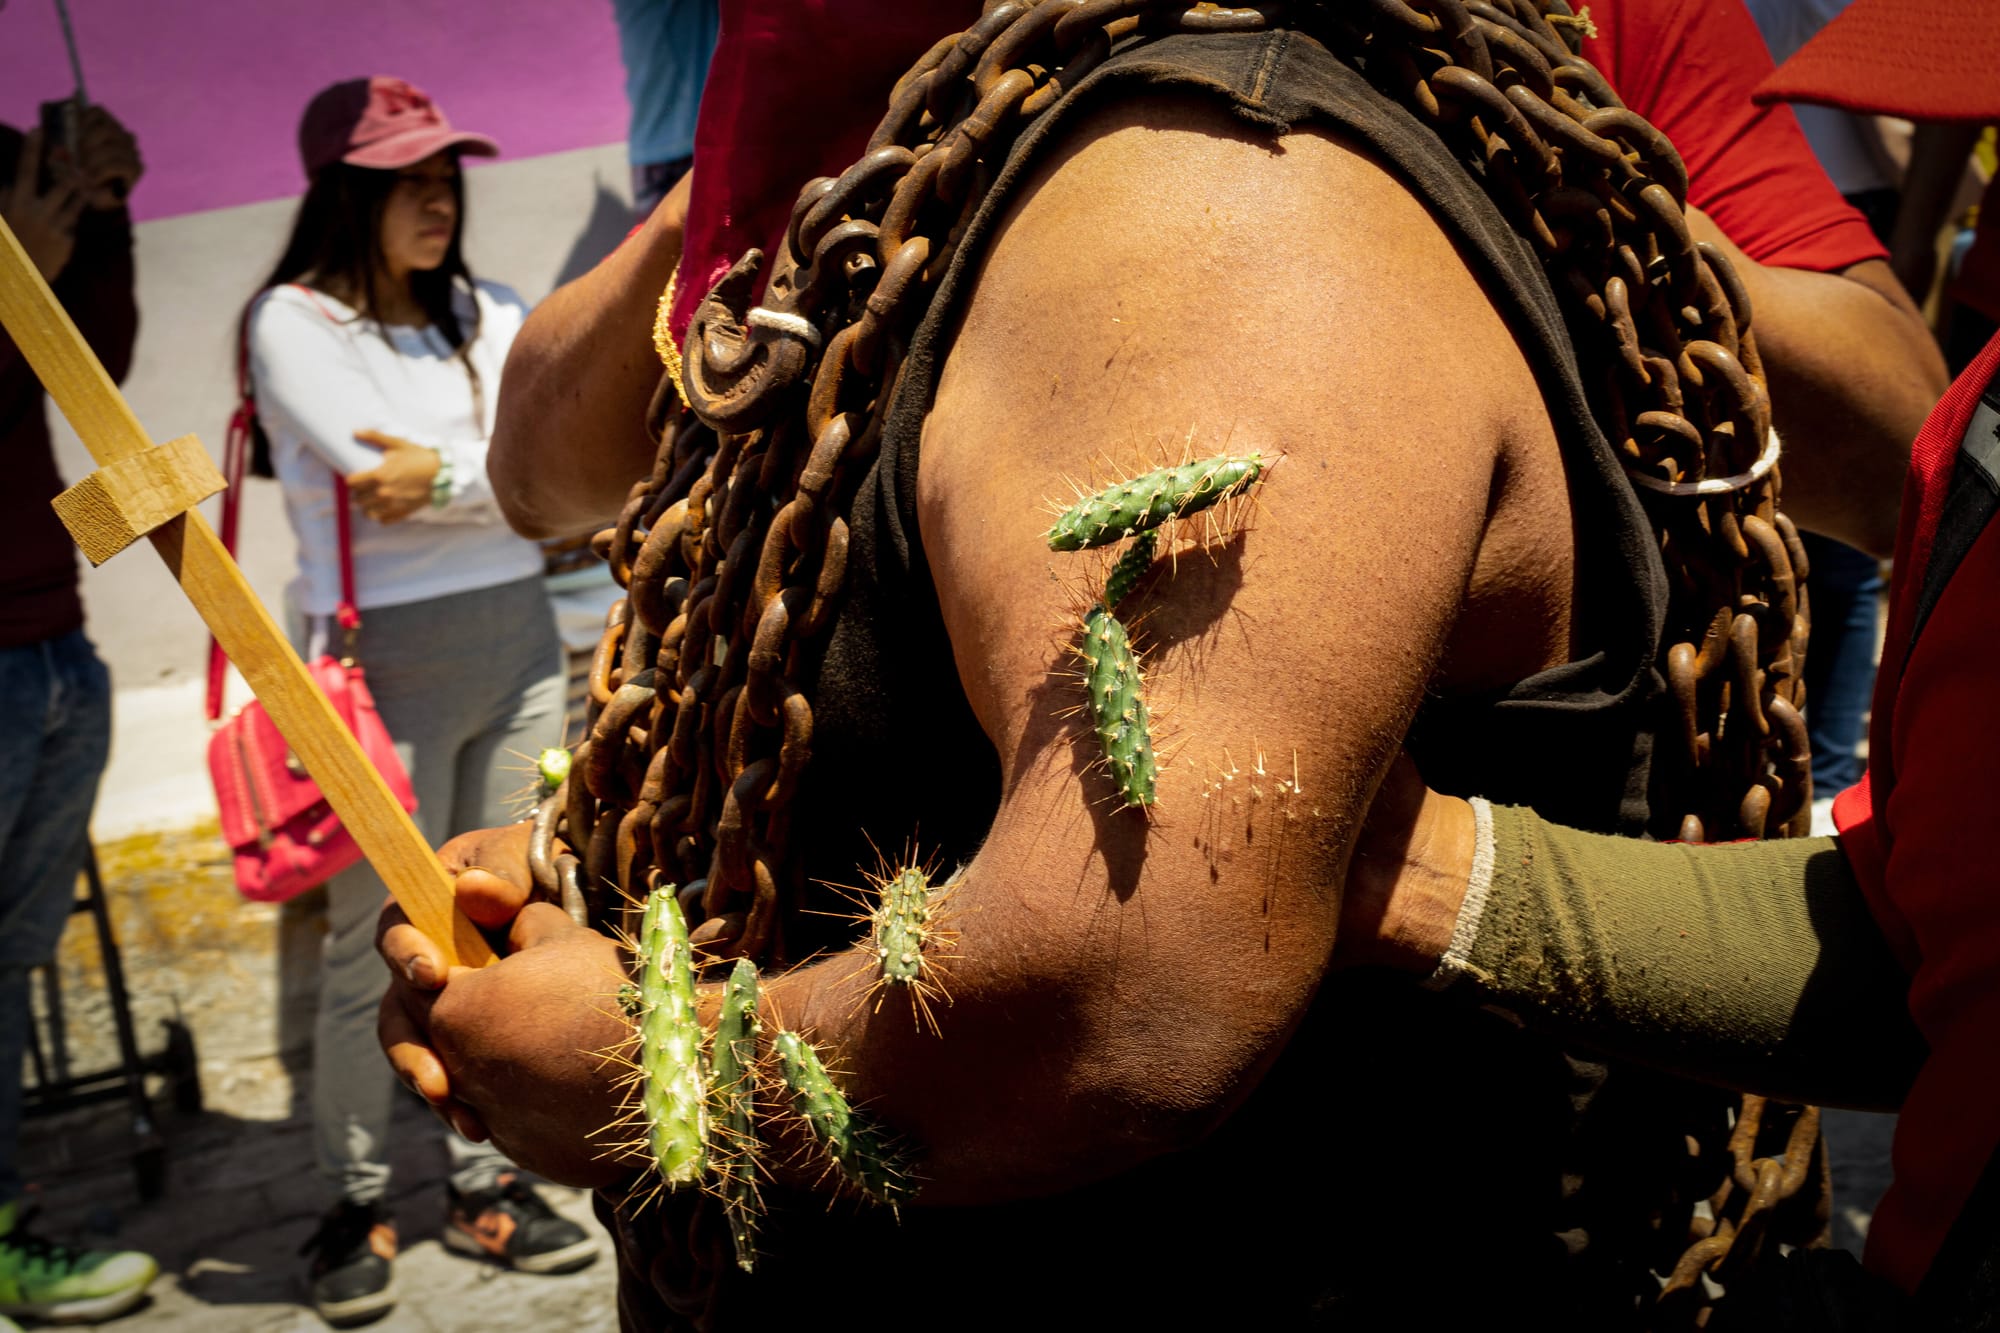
[0,217,495,968]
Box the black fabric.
[615,28,1692,1331]
[1708,1248,1914,1333]
[1907,375,2000,656]
[1918,1132,2000,1332]
[0,125,137,650]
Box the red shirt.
[1833,333,2000,1294]
[670,0,1883,349]
[668,1,981,343]
[1584,0,1886,272]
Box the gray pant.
[308,576,565,1207]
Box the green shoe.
[0,1199,157,1324]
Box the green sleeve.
[1428,802,1924,1111]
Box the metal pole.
[51,0,88,104]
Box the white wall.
[44,144,638,837]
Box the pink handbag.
[205,336,418,902]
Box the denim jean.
[1800,534,1883,798]
[0,629,112,1208]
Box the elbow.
[910,999,1283,1205]
[487,425,560,540]
[916,1074,1240,1208]
[490,334,569,540]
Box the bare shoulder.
[919,92,1561,799]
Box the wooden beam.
[0,217,494,969]
[53,433,226,565]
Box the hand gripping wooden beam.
[0,217,495,969]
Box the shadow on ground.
[19,825,617,1331]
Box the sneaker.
[443,1176,597,1275]
[298,1200,396,1327]
[0,1199,156,1324]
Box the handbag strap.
[206,286,364,721]
[331,473,361,652]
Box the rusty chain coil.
[538,1,1822,1319]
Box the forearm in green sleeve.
[1426,801,1924,1111]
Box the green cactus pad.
[710,959,761,1272]
[1046,454,1262,552]
[1101,529,1157,610]
[1078,606,1157,807]
[772,1031,914,1206]
[635,884,708,1187]
[872,867,934,987]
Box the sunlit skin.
[374,152,459,313]
[376,95,1588,1202]
[338,151,461,523]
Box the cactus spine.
[1079,606,1157,807]
[872,867,934,987]
[1046,454,1262,552]
[773,1031,913,1206]
[710,959,761,1272]
[635,884,708,1187]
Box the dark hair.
[235,156,481,476]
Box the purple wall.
[1,0,630,221]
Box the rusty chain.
[536,0,1821,1318]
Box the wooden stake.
[0,217,494,968]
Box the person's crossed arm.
[375,95,1576,1202]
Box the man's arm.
[1339,762,1923,1111]
[1585,0,1947,557]
[1888,122,1986,305]
[1692,211,1948,557]
[0,121,137,383]
[488,173,691,539]
[381,95,1561,1203]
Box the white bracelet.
[1421,796,1496,992]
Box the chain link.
[541,1,1821,1318]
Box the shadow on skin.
[1006,530,1253,901]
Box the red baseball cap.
[1753,0,2000,122]
[298,76,499,177]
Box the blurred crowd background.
[1,0,644,842]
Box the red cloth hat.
[1753,0,2000,122]
[298,76,499,177]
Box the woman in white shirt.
[238,77,593,1323]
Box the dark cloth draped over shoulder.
[0,126,138,649]
[609,29,1690,1331]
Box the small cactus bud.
[772,1031,914,1206]
[710,959,761,1272]
[537,746,573,793]
[1080,607,1156,807]
[1102,529,1157,610]
[872,868,935,987]
[634,884,707,1187]
[1046,454,1262,552]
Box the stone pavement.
[19,826,618,1332]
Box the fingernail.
[404,956,435,988]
